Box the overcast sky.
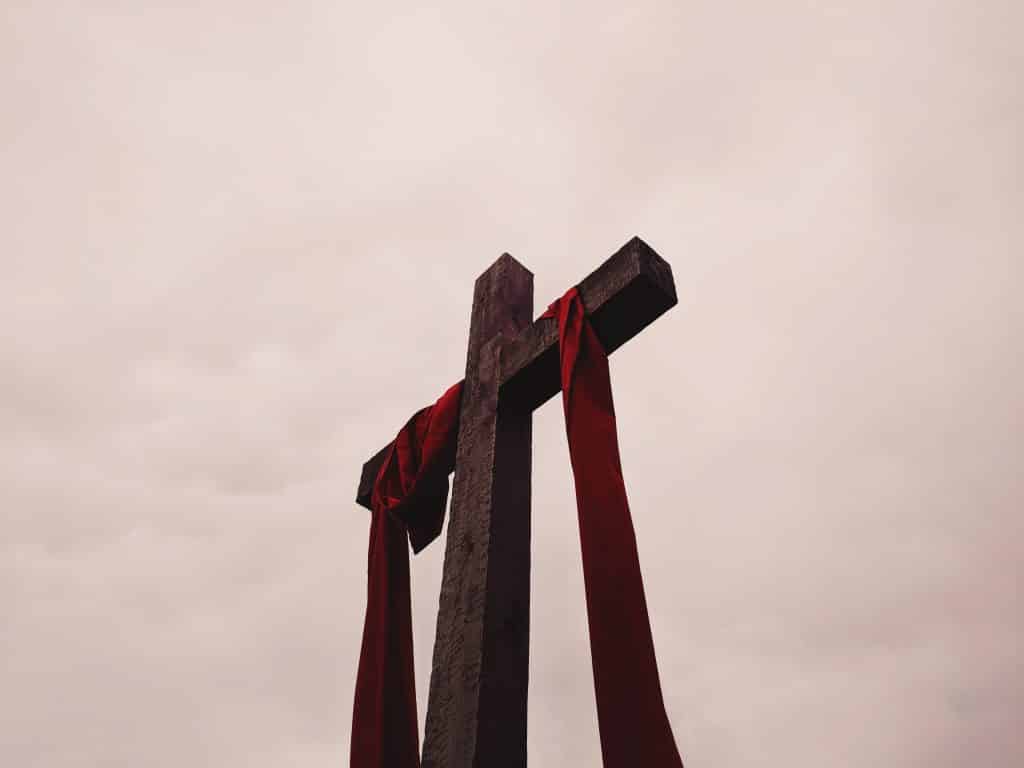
[2,2,1021,766]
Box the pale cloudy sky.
[2,2,1021,766]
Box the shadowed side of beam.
[356,443,392,509]
[355,236,676,510]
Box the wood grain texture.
[420,255,533,768]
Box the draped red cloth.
[542,287,684,768]
[351,286,683,768]
[350,381,463,768]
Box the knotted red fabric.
[350,381,463,768]
[542,286,684,768]
[352,287,683,768]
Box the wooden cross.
[355,237,678,768]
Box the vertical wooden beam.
[421,255,533,768]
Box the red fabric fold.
[543,287,684,768]
[350,382,463,768]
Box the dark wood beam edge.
[355,235,677,510]
[356,443,392,510]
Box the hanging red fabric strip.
[351,382,463,768]
[543,287,685,768]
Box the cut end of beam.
[479,252,534,283]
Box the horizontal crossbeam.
[355,235,677,510]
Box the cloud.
[1,1,1021,766]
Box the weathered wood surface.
[419,255,534,768]
[354,236,677,510]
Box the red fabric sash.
[351,287,683,767]
[350,382,463,768]
[543,287,684,767]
